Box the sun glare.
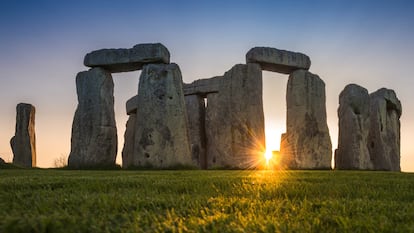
[264,150,273,164]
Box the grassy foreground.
[0,170,413,233]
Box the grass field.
[0,169,413,233]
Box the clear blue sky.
[1,0,413,171]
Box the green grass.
[0,170,413,233]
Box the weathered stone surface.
[122,114,136,168]
[126,95,138,115]
[185,95,207,169]
[246,47,311,74]
[84,43,170,73]
[280,70,332,169]
[183,76,222,96]
[68,68,117,168]
[11,103,36,168]
[368,88,402,171]
[132,63,193,168]
[205,63,265,169]
[335,84,372,170]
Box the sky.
[0,0,413,171]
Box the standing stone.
[185,95,207,169]
[84,43,170,73]
[280,70,332,169]
[122,114,136,168]
[368,88,402,171]
[205,63,265,169]
[246,47,311,74]
[68,68,117,168]
[133,63,192,168]
[11,103,36,168]
[122,95,138,168]
[335,84,372,170]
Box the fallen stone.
[335,84,372,170]
[246,47,311,74]
[84,43,170,73]
[126,95,138,115]
[132,63,193,168]
[68,67,117,168]
[205,63,265,169]
[368,88,402,171]
[11,103,36,168]
[185,95,207,169]
[280,70,332,169]
[183,76,223,96]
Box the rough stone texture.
[183,76,223,96]
[335,84,372,170]
[122,114,136,168]
[205,63,265,169]
[185,95,207,169]
[132,63,193,168]
[246,47,311,74]
[11,103,36,168]
[126,95,138,115]
[68,68,117,168]
[84,43,170,73]
[368,88,402,171]
[280,70,332,169]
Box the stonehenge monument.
[10,103,36,168]
[67,42,400,171]
[335,85,402,171]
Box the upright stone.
[246,47,311,74]
[281,70,332,169]
[185,95,207,168]
[11,103,36,168]
[206,63,265,169]
[68,68,117,168]
[133,63,192,168]
[122,95,138,168]
[368,88,402,171]
[335,84,372,170]
[122,114,136,168]
[84,43,170,73]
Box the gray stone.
[132,63,193,168]
[183,76,222,96]
[11,103,36,168]
[368,88,401,171]
[68,68,117,168]
[280,70,332,169]
[246,47,311,74]
[122,114,136,168]
[335,84,372,170]
[185,95,207,169]
[126,95,138,115]
[84,43,170,73]
[205,63,265,169]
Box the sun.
[264,150,273,164]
